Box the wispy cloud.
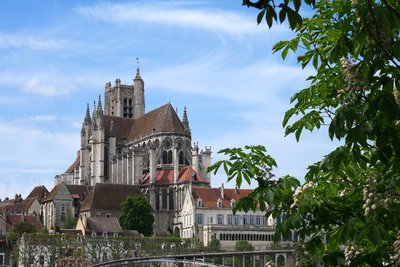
[0,32,70,50]
[147,57,312,104]
[0,71,93,97]
[75,2,287,36]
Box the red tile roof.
[6,197,37,214]
[141,166,207,185]
[192,187,253,208]
[26,185,49,202]
[6,214,42,232]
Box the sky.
[0,0,338,200]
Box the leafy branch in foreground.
[211,0,400,265]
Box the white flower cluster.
[393,234,400,265]
[338,57,365,103]
[290,181,315,209]
[344,242,362,265]
[362,177,392,216]
[259,163,275,180]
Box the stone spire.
[182,106,191,134]
[134,58,145,119]
[97,95,103,116]
[135,57,141,79]
[84,103,91,124]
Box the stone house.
[41,183,91,231]
[75,216,122,237]
[79,183,141,218]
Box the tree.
[235,240,254,252]
[210,0,400,265]
[119,194,154,236]
[12,221,36,235]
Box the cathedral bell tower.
[104,62,145,119]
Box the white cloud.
[0,32,70,50]
[75,2,287,36]
[27,115,58,122]
[147,57,312,105]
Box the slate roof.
[42,183,63,203]
[103,103,188,143]
[65,185,91,200]
[141,166,207,185]
[43,183,91,203]
[26,185,49,202]
[86,217,122,233]
[80,183,141,212]
[192,187,253,208]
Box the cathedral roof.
[65,156,80,173]
[80,183,141,212]
[192,187,253,208]
[103,103,188,143]
[140,166,207,185]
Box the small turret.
[97,95,103,116]
[182,106,191,135]
[84,103,91,124]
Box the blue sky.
[0,0,337,200]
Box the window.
[197,198,202,207]
[255,215,262,225]
[217,198,222,208]
[217,214,224,225]
[92,232,97,237]
[61,204,66,222]
[196,213,204,225]
[102,232,108,238]
[106,213,111,218]
[230,199,236,207]
[207,216,213,224]
[39,255,45,266]
[234,215,241,225]
[0,253,4,266]
[250,215,255,225]
[227,214,233,225]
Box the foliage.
[210,0,400,265]
[12,221,36,235]
[235,240,255,251]
[119,194,154,236]
[207,238,221,251]
[64,216,77,229]
[16,233,201,266]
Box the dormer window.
[217,198,222,208]
[102,232,108,238]
[230,199,236,208]
[197,198,202,207]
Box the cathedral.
[53,68,277,246]
[56,67,212,188]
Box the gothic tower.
[104,67,145,119]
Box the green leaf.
[257,10,265,25]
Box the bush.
[235,240,254,251]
